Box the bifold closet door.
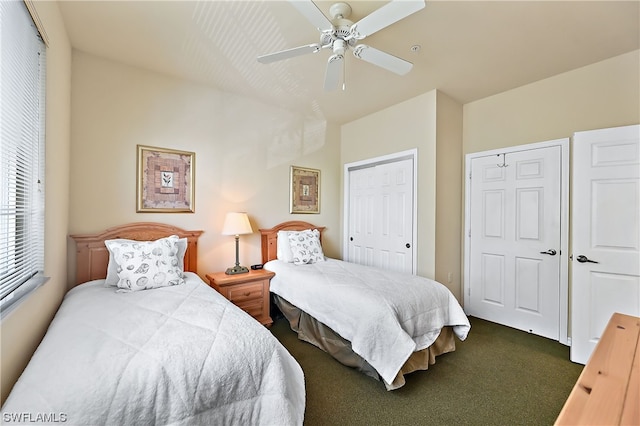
[348,158,414,274]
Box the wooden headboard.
[70,222,203,286]
[259,221,326,264]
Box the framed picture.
[137,145,195,213]
[290,165,320,214]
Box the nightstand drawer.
[205,269,275,327]
[227,282,264,304]
[236,299,264,318]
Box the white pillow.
[277,231,294,263]
[104,235,185,292]
[287,229,325,265]
[105,236,186,286]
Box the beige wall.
[0,1,72,403]
[67,51,342,282]
[340,90,464,299]
[434,91,463,300]
[463,50,640,154]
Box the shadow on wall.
[181,0,328,171]
[217,92,327,203]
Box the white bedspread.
[265,259,470,386]
[2,273,305,425]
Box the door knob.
[576,255,598,264]
[540,249,557,256]
[350,237,353,241]
[406,243,411,248]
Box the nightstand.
[206,269,275,327]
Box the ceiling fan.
[257,0,425,91]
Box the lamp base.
[225,265,249,275]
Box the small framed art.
[290,165,320,214]
[137,145,195,213]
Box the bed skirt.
[273,294,456,390]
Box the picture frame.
[290,165,320,214]
[137,145,195,213]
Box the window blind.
[0,0,47,317]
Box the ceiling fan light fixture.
[333,38,346,55]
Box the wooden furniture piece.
[555,312,640,425]
[260,220,325,264]
[70,222,203,286]
[206,269,275,327]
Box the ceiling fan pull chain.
[342,53,347,91]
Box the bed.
[2,222,305,425]
[260,221,471,390]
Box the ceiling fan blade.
[353,45,413,75]
[324,54,344,91]
[290,0,333,32]
[257,43,321,64]
[349,0,425,40]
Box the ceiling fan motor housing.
[326,2,355,47]
[334,22,356,44]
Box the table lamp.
[222,212,253,275]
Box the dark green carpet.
[270,316,583,425]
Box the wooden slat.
[556,313,640,425]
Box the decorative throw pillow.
[105,236,186,286]
[104,235,185,292]
[287,229,325,265]
[277,231,295,263]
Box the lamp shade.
[221,212,253,236]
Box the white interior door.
[466,144,563,340]
[570,124,640,364]
[347,158,414,274]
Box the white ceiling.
[58,0,640,124]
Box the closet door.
[348,158,414,274]
[466,145,562,340]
